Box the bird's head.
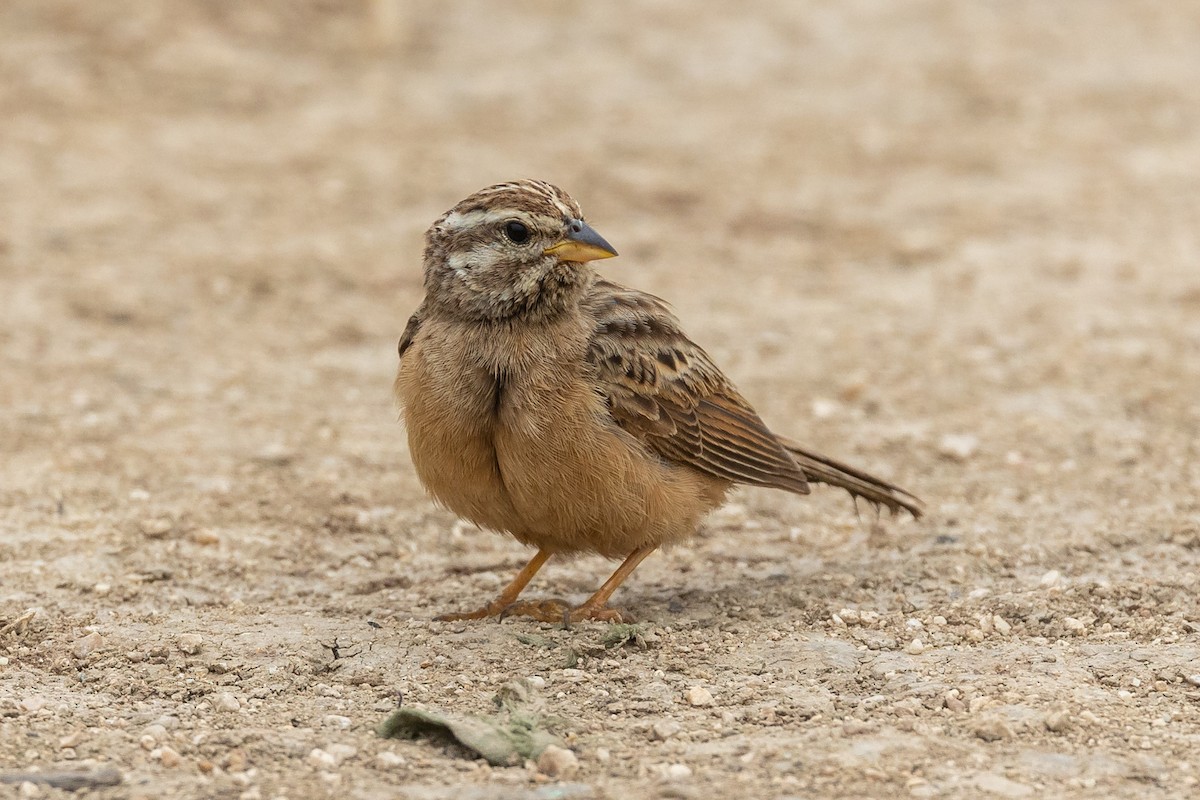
[421,180,618,322]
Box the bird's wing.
[583,280,810,494]
[397,311,422,361]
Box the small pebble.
[1063,617,1086,634]
[176,634,204,655]
[1185,674,1200,688]
[905,638,925,655]
[191,529,221,545]
[307,748,337,769]
[19,696,46,714]
[59,730,86,748]
[665,763,693,780]
[159,746,182,768]
[18,782,40,798]
[322,714,352,729]
[526,675,546,690]
[140,518,173,538]
[992,615,1012,636]
[255,443,295,465]
[938,433,978,460]
[375,751,405,768]
[1040,570,1062,588]
[214,692,241,712]
[685,687,714,707]
[811,398,840,419]
[325,743,357,764]
[652,720,682,741]
[1045,710,1071,732]
[72,632,104,659]
[143,723,167,742]
[975,773,1032,798]
[537,745,578,778]
[973,718,1013,741]
[966,628,985,643]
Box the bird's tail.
[776,436,924,519]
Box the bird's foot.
[498,598,632,625]
[434,602,508,622]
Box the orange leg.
[499,545,658,624]
[571,545,657,621]
[435,549,552,621]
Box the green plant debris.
[377,680,561,766]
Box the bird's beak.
[544,220,618,263]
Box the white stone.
[214,692,241,712]
[307,748,337,769]
[325,743,357,764]
[1040,569,1063,587]
[537,745,578,778]
[938,433,979,460]
[666,763,693,780]
[176,634,204,655]
[375,751,405,768]
[652,720,682,740]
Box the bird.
[394,180,922,624]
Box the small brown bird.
[395,180,921,623]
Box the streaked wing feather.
[397,312,422,361]
[584,281,810,494]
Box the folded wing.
[583,281,811,495]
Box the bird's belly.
[492,390,726,558]
[398,341,726,558]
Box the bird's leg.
[434,549,552,621]
[567,545,656,622]
[497,545,659,624]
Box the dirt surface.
[3,2,1200,798]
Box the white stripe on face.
[441,208,518,234]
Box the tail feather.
[776,436,923,519]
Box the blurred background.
[2,2,1200,796]
[4,1,1196,503]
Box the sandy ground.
[3,2,1200,798]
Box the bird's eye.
[503,220,531,244]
